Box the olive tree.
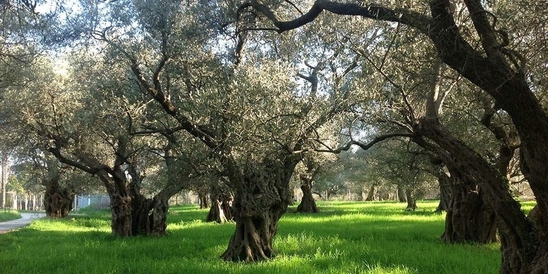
[75,0,366,260]
[236,1,548,272]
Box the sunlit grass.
[0,200,502,273]
[0,210,21,222]
[519,200,536,214]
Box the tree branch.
[315,132,414,153]
[240,0,431,34]
[130,63,218,149]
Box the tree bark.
[397,186,406,203]
[436,171,451,213]
[206,179,233,223]
[415,118,537,273]
[127,154,184,236]
[221,158,298,261]
[129,191,173,236]
[42,158,73,218]
[199,192,209,209]
[365,185,375,201]
[296,174,318,213]
[440,172,496,244]
[404,188,416,211]
[44,182,73,218]
[109,192,133,237]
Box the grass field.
[0,210,21,222]
[0,201,510,274]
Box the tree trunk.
[199,192,209,209]
[365,185,376,201]
[415,118,537,273]
[207,180,233,223]
[102,138,187,237]
[221,158,297,261]
[129,192,173,236]
[207,198,232,223]
[108,191,133,237]
[44,183,73,218]
[404,188,416,211]
[397,186,406,203]
[12,193,17,210]
[528,205,548,273]
[150,197,169,235]
[440,179,497,243]
[99,167,134,237]
[130,192,153,235]
[128,154,184,236]
[296,174,318,213]
[1,152,7,209]
[436,171,451,213]
[42,159,73,218]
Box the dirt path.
[0,213,46,234]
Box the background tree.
[294,154,323,213]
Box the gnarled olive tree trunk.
[296,174,318,213]
[44,182,73,218]
[101,170,179,237]
[130,191,176,236]
[404,188,417,211]
[397,186,406,203]
[42,158,73,218]
[198,191,209,209]
[221,157,298,261]
[97,169,133,237]
[435,171,451,213]
[364,185,376,201]
[439,170,496,244]
[207,179,233,223]
[128,155,186,236]
[415,118,537,273]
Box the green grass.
[0,210,21,222]
[0,201,502,274]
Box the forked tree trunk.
[441,180,496,243]
[44,182,73,218]
[296,174,318,213]
[42,159,73,218]
[415,118,537,273]
[99,167,137,237]
[207,199,229,223]
[397,186,406,203]
[199,192,209,209]
[130,192,153,235]
[108,191,133,237]
[404,188,416,211]
[130,193,172,236]
[436,172,451,213]
[106,138,187,237]
[128,155,184,236]
[207,181,233,223]
[221,159,297,261]
[365,185,376,201]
